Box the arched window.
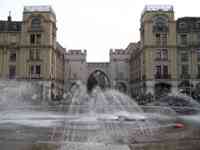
[87,70,110,92]
[153,16,168,32]
[31,17,41,31]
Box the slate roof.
[0,19,22,32]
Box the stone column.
[146,81,154,95]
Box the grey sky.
[0,0,200,62]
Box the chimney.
[8,11,11,22]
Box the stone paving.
[0,127,199,150]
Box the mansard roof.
[177,17,200,22]
[0,20,22,32]
[177,17,200,32]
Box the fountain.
[0,80,35,109]
[0,80,199,150]
[148,93,200,115]
[57,84,161,150]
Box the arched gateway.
[87,70,111,92]
[65,49,130,94]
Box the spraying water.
[0,81,199,150]
[59,83,158,150]
[0,80,39,109]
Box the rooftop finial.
[8,11,11,21]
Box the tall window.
[155,65,169,79]
[31,17,41,31]
[162,49,168,60]
[181,64,189,75]
[30,34,41,45]
[163,65,168,75]
[197,33,200,44]
[36,65,41,75]
[30,34,35,44]
[30,65,34,74]
[155,33,167,46]
[9,65,16,79]
[181,52,189,62]
[155,49,168,60]
[29,65,41,78]
[179,22,187,29]
[197,49,200,62]
[156,49,161,60]
[36,34,41,44]
[156,65,162,75]
[9,51,16,62]
[156,33,161,45]
[196,22,200,29]
[197,65,200,77]
[180,34,187,45]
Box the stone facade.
[2,4,200,99]
[64,49,87,91]
[130,5,200,98]
[0,6,65,100]
[177,17,200,95]
[133,5,178,97]
[64,5,200,97]
[110,48,130,93]
[64,48,130,93]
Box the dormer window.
[179,22,187,29]
[196,22,200,29]
[180,34,187,45]
[31,17,41,31]
[197,33,200,42]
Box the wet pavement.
[0,108,199,150]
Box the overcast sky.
[0,0,200,62]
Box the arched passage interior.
[155,82,172,97]
[87,70,110,92]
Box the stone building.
[64,48,130,94]
[177,17,200,95]
[129,5,200,98]
[64,49,87,91]
[64,5,200,98]
[110,48,130,93]
[2,4,200,99]
[133,5,178,97]
[129,5,177,97]
[0,6,65,100]
[129,42,142,97]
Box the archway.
[115,82,127,93]
[87,70,110,92]
[155,82,171,98]
[192,82,200,101]
[178,80,193,95]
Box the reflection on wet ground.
[0,107,199,150]
[0,82,200,150]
